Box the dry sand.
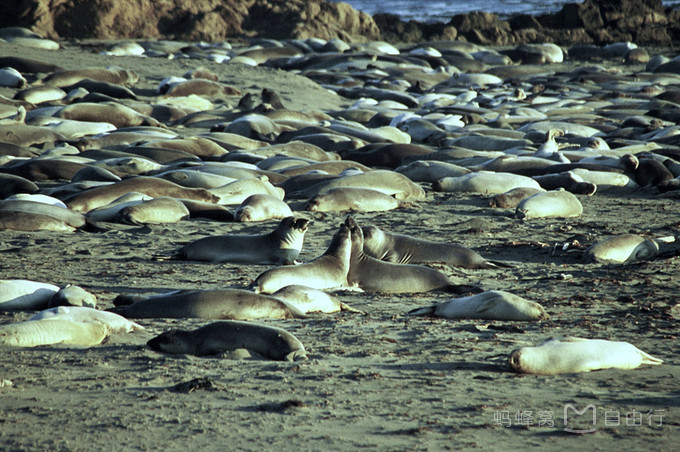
[1,40,679,451]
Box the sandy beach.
[1,36,679,451]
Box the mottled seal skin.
[250,223,352,294]
[515,189,583,220]
[345,217,479,294]
[146,320,306,361]
[408,290,549,321]
[108,289,304,320]
[361,225,508,269]
[0,319,111,347]
[169,216,308,264]
[584,234,659,264]
[509,337,663,375]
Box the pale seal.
[108,288,305,320]
[29,306,144,333]
[305,187,409,213]
[361,225,509,269]
[434,171,542,195]
[583,234,659,264]
[271,285,364,314]
[234,194,293,222]
[408,290,549,321]
[166,216,308,264]
[0,280,96,310]
[509,337,663,375]
[146,320,307,361]
[515,189,583,220]
[345,217,478,294]
[114,196,190,225]
[0,319,111,347]
[250,223,352,294]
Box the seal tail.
[407,305,436,316]
[340,302,367,315]
[485,260,515,269]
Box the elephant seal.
[250,223,352,294]
[0,280,60,310]
[583,234,659,264]
[434,172,542,194]
[408,290,549,321]
[108,288,305,320]
[305,187,409,213]
[47,284,97,308]
[114,196,190,225]
[271,285,365,314]
[488,187,544,208]
[234,194,293,222]
[65,176,220,213]
[167,216,308,264]
[0,319,111,347]
[361,225,510,269]
[146,320,306,361]
[29,306,144,333]
[509,337,663,375]
[345,217,478,294]
[515,189,583,220]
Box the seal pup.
[29,306,144,333]
[0,319,111,347]
[250,223,352,294]
[234,194,293,222]
[583,234,659,264]
[345,217,479,294]
[271,285,365,314]
[108,289,305,320]
[509,337,663,375]
[164,216,308,264]
[408,290,549,321]
[362,225,510,269]
[515,189,583,220]
[146,320,306,361]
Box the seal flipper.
[406,305,436,316]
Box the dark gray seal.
[146,320,306,361]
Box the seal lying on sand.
[163,217,309,264]
[147,320,307,361]
[583,234,659,264]
[361,225,511,269]
[408,290,549,321]
[509,337,663,375]
[0,318,111,347]
[108,288,305,320]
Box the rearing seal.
[164,217,309,265]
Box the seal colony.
[0,21,678,450]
